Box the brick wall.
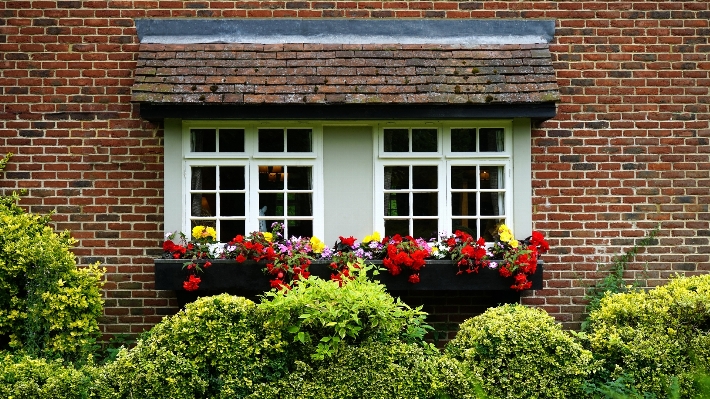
[1,1,708,337]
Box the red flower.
[339,236,356,247]
[236,254,246,263]
[408,274,420,284]
[183,274,201,291]
[233,235,244,243]
[204,261,211,268]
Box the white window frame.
[374,121,516,239]
[172,121,324,241]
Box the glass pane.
[191,193,215,217]
[190,129,216,152]
[383,166,409,190]
[191,219,216,231]
[481,193,504,216]
[412,166,437,189]
[452,219,477,238]
[412,128,437,152]
[479,128,504,152]
[220,220,245,242]
[480,166,504,189]
[219,129,245,152]
[258,165,284,190]
[481,219,505,241]
[220,193,245,217]
[287,193,312,216]
[220,166,244,190]
[287,129,312,152]
[258,129,284,152]
[451,192,476,216]
[383,129,409,152]
[287,166,312,190]
[413,219,438,241]
[384,193,409,217]
[451,166,477,189]
[191,166,216,190]
[385,219,409,237]
[451,128,475,152]
[259,193,284,216]
[288,220,313,238]
[412,192,437,216]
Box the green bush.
[94,294,264,399]
[257,263,433,360]
[446,304,594,399]
[0,351,96,399]
[246,342,480,399]
[584,274,710,397]
[0,192,104,361]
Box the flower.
[183,274,201,291]
[363,232,381,244]
[310,236,326,253]
[263,232,273,242]
[192,225,217,241]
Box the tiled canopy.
[131,43,559,106]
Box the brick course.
[1,1,709,337]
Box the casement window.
[178,122,323,241]
[374,123,513,241]
[164,119,532,244]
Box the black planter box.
[155,259,543,307]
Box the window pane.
[220,193,245,216]
[451,128,475,152]
[220,220,245,242]
[452,219,477,238]
[219,129,245,152]
[287,193,312,216]
[412,128,437,152]
[451,166,477,189]
[413,219,438,241]
[384,166,409,189]
[287,166,312,190]
[384,193,409,216]
[259,193,284,216]
[480,166,504,189]
[481,219,505,241]
[479,128,504,152]
[258,165,284,190]
[412,166,437,189]
[288,220,313,238]
[258,129,284,152]
[191,193,215,217]
[287,129,312,152]
[191,166,216,190]
[383,129,409,152]
[190,129,216,152]
[220,166,245,190]
[452,193,477,216]
[413,192,437,216]
[481,193,504,216]
[385,219,409,237]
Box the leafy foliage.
[0,164,104,362]
[446,304,595,399]
[583,274,710,398]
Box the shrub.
[245,342,480,399]
[446,304,594,399]
[94,294,264,399]
[0,192,104,361]
[584,274,710,397]
[0,351,96,399]
[257,262,433,360]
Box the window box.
[154,258,543,307]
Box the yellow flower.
[263,232,273,242]
[310,236,326,253]
[510,239,519,249]
[498,224,511,235]
[499,231,512,242]
[363,231,381,244]
[192,225,217,241]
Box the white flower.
[208,243,224,257]
[488,261,498,269]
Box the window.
[375,123,513,241]
[178,123,322,241]
[164,119,531,243]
